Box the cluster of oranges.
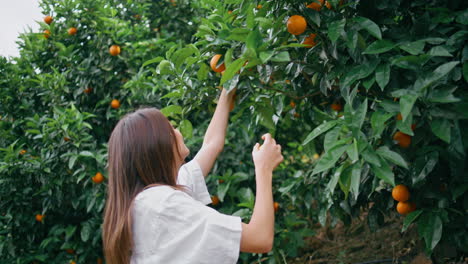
[286,1,335,48]
[43,16,121,57]
[392,185,416,215]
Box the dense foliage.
[1,0,467,263]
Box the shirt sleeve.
[159,191,242,264]
[176,159,212,205]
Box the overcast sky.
[0,0,42,58]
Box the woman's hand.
[252,133,283,173]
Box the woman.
[103,88,284,264]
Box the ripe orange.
[218,179,225,184]
[97,258,103,264]
[325,1,332,9]
[43,30,51,39]
[111,99,120,109]
[287,15,307,35]
[331,103,342,111]
[313,153,320,160]
[109,45,121,56]
[210,54,225,73]
[68,27,77,36]
[211,195,220,206]
[44,16,53,25]
[393,131,411,148]
[66,248,75,254]
[64,137,70,142]
[228,10,232,14]
[70,261,76,264]
[396,113,402,120]
[392,184,410,202]
[290,101,296,108]
[19,149,27,155]
[396,201,416,215]
[35,214,44,222]
[92,172,104,184]
[294,112,300,118]
[285,80,291,84]
[274,202,279,213]
[84,87,93,94]
[257,4,262,9]
[306,0,325,11]
[303,33,317,48]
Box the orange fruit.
[396,201,416,215]
[306,0,325,11]
[294,112,300,118]
[392,185,410,202]
[111,99,120,109]
[411,124,416,131]
[211,195,220,206]
[84,87,93,94]
[97,258,103,264]
[228,10,232,14]
[274,202,279,213]
[19,149,27,155]
[325,1,332,9]
[396,113,402,121]
[393,131,411,148]
[210,54,225,73]
[290,101,296,108]
[64,137,70,142]
[303,33,317,48]
[257,4,262,9]
[92,172,104,184]
[70,261,76,264]
[218,179,225,184]
[287,15,307,35]
[109,45,121,56]
[66,248,75,254]
[35,214,44,222]
[44,16,53,25]
[285,80,291,84]
[43,29,51,39]
[313,153,320,160]
[331,103,342,111]
[68,27,77,36]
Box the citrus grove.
[0,0,467,263]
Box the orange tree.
[0,0,209,263]
[151,0,468,262]
[1,0,468,263]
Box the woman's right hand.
[252,133,284,173]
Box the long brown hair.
[103,108,181,264]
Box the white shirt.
[130,160,242,264]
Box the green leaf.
[354,16,381,40]
[363,39,396,54]
[81,223,91,242]
[392,55,431,70]
[418,213,443,252]
[217,181,231,202]
[142,56,164,67]
[371,110,394,139]
[197,63,209,81]
[259,50,274,63]
[157,60,173,75]
[400,93,418,122]
[342,60,379,88]
[303,120,339,145]
[326,164,345,194]
[370,158,395,186]
[430,118,451,143]
[339,165,351,199]
[414,61,460,92]
[171,46,198,69]
[362,148,381,167]
[246,29,262,53]
[324,127,340,152]
[350,163,361,200]
[376,146,408,169]
[270,51,290,62]
[411,151,439,184]
[79,151,94,158]
[313,145,348,175]
[428,46,452,57]
[65,225,77,240]
[463,63,468,82]
[346,139,358,163]
[328,19,346,43]
[220,58,246,85]
[375,63,390,90]
[68,155,77,169]
[399,41,425,55]
[427,87,461,103]
[402,210,422,232]
[179,119,193,139]
[161,105,182,117]
[227,28,250,42]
